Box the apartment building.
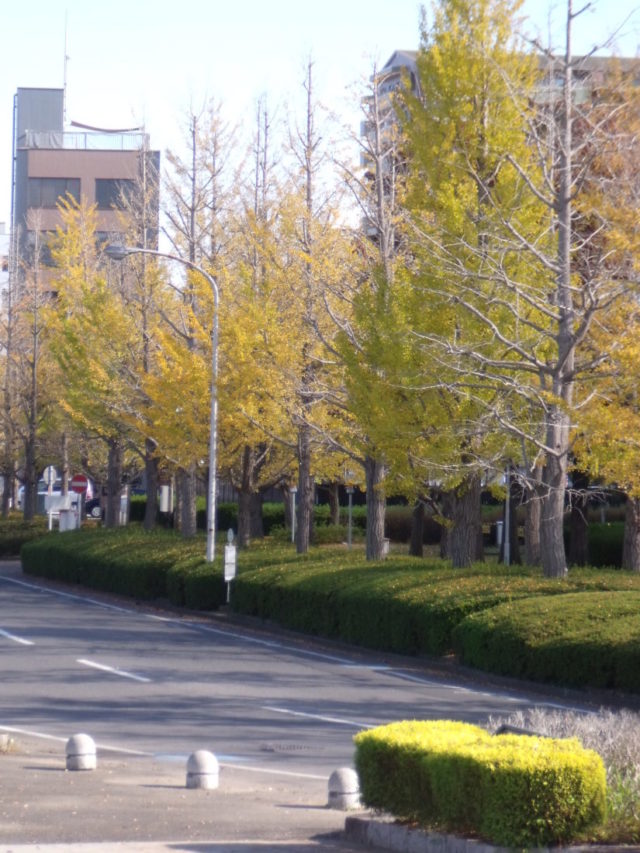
[376,49,639,103]
[11,87,159,269]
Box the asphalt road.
[0,558,612,851]
[0,560,597,776]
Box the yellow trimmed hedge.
[354,720,606,847]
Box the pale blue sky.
[1,0,638,226]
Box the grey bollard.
[66,733,97,771]
[328,767,360,809]
[186,750,219,790]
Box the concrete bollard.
[328,767,361,809]
[66,733,97,771]
[186,750,219,790]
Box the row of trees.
[3,0,640,577]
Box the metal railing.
[18,130,149,152]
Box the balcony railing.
[18,130,149,152]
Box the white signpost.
[224,529,237,604]
[43,465,58,487]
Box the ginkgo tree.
[357,0,549,568]
[571,66,640,570]
[47,198,143,526]
[381,0,640,576]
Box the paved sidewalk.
[0,735,380,852]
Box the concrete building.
[11,87,159,269]
[0,223,8,297]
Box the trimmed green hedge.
[232,555,640,658]
[354,720,606,847]
[21,527,225,607]
[0,516,48,556]
[19,526,640,693]
[453,590,640,691]
[166,559,226,610]
[584,522,624,568]
[127,498,445,543]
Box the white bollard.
[186,750,219,790]
[66,733,97,771]
[328,767,361,809]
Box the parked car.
[85,496,102,519]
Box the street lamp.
[105,243,220,562]
[289,485,298,544]
[346,486,354,550]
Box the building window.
[26,230,56,266]
[95,179,135,210]
[28,178,80,209]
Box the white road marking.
[219,761,327,780]
[0,725,148,755]
[0,571,594,714]
[0,628,34,646]
[0,575,138,614]
[0,724,327,778]
[262,705,375,729]
[77,658,152,683]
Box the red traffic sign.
[70,474,89,494]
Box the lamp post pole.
[290,486,298,544]
[106,244,220,562]
[346,486,354,549]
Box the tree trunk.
[449,473,483,569]
[524,472,542,566]
[539,15,573,579]
[236,490,263,547]
[500,473,521,565]
[143,439,159,531]
[296,423,314,553]
[250,491,264,539]
[178,464,197,537]
[1,464,14,518]
[327,482,340,526]
[22,439,37,521]
[409,500,424,557]
[540,439,569,578]
[104,441,123,528]
[439,490,453,559]
[569,469,589,566]
[622,496,640,571]
[237,490,252,549]
[173,476,182,531]
[365,454,386,560]
[235,445,266,548]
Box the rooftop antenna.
[63,10,69,126]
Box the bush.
[232,556,575,655]
[0,516,48,556]
[586,522,624,568]
[21,527,210,602]
[453,590,640,691]
[129,495,146,523]
[383,505,442,544]
[167,558,226,610]
[487,707,640,844]
[354,720,606,848]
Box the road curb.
[344,816,640,853]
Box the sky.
[1,0,639,229]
